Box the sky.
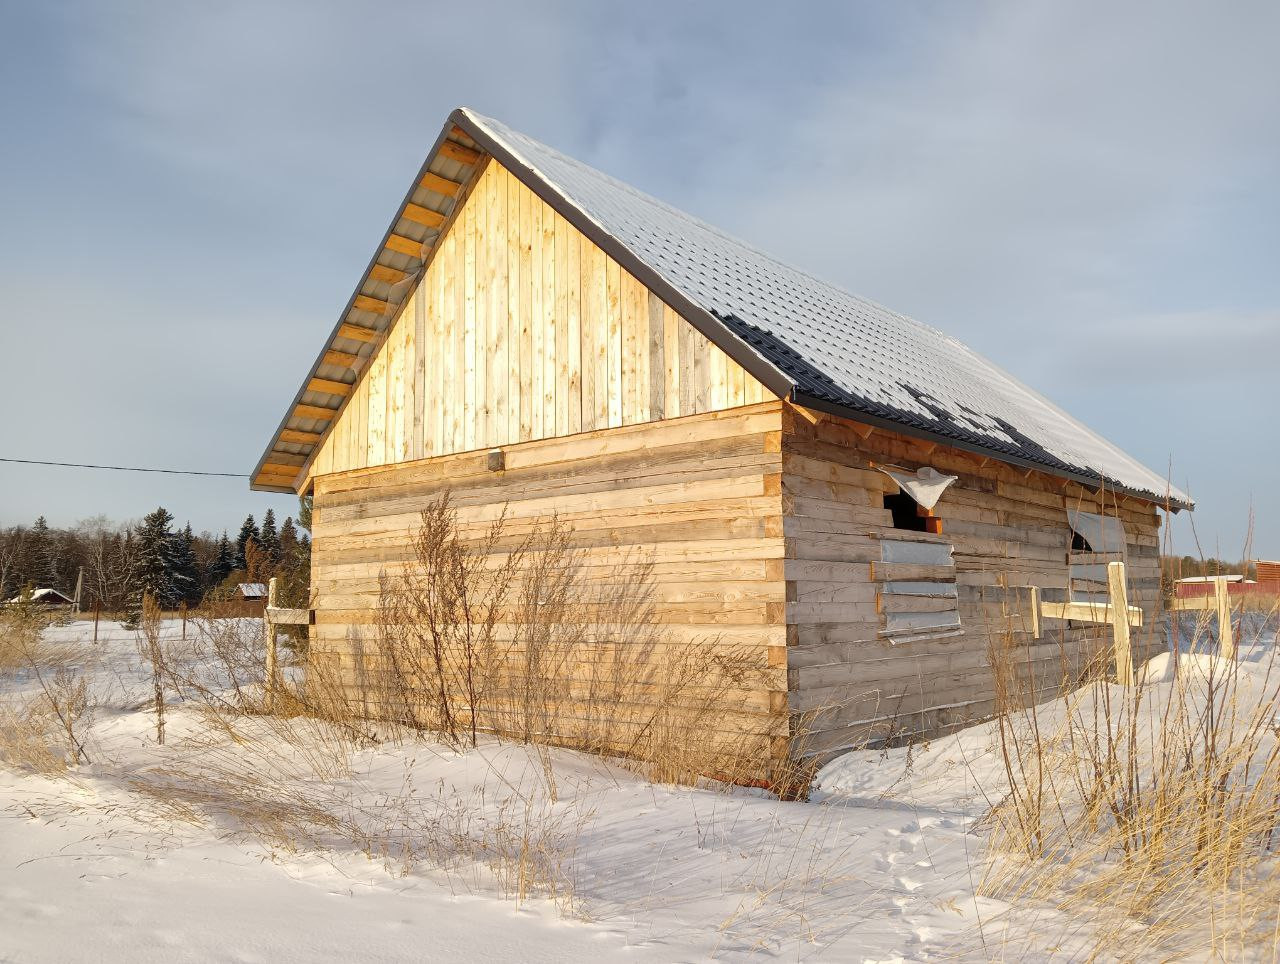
[1,1,1276,557]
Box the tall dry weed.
[980,598,1280,958]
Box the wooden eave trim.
[250,129,483,493]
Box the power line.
[0,457,249,478]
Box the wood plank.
[353,294,391,315]
[337,322,379,343]
[308,377,352,397]
[384,234,426,259]
[279,428,323,445]
[323,349,360,368]
[438,140,483,166]
[294,403,340,420]
[368,263,409,285]
[420,171,463,196]
[402,202,446,229]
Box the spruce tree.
[234,515,258,572]
[209,532,235,588]
[136,507,179,609]
[26,516,59,589]
[279,517,298,559]
[259,509,280,565]
[172,524,200,605]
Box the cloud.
[1,1,1276,556]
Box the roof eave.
[791,389,1194,513]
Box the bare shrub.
[372,494,784,789]
[134,592,169,744]
[0,594,94,770]
[980,606,1280,958]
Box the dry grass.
[0,596,94,773]
[370,494,793,791]
[980,598,1280,959]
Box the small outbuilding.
[4,587,74,608]
[251,108,1192,779]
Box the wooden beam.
[352,294,391,315]
[257,464,300,481]
[402,202,446,229]
[293,403,339,420]
[337,322,378,343]
[384,234,426,258]
[1214,576,1235,660]
[279,428,323,445]
[1038,600,1143,628]
[307,377,352,397]
[438,140,482,166]
[1108,561,1134,686]
[322,349,360,368]
[419,171,462,196]
[368,263,409,284]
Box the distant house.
[249,108,1192,778]
[226,582,268,615]
[5,587,74,608]
[1176,563,1280,598]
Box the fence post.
[1214,576,1235,661]
[1108,561,1134,686]
[93,600,100,646]
[180,601,187,640]
[265,576,279,709]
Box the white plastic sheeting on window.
[1066,509,1127,554]
[877,466,958,511]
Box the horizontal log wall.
[307,160,769,482]
[780,404,1164,759]
[310,402,790,778]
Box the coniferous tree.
[172,523,200,605]
[259,509,280,565]
[25,516,59,589]
[136,507,180,609]
[209,532,235,589]
[279,517,298,559]
[234,515,258,572]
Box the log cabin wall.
[309,402,791,779]
[305,159,770,485]
[779,404,1164,760]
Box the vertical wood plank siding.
[307,162,769,481]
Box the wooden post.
[1214,575,1235,661]
[1108,561,1134,686]
[93,600,100,646]
[1028,585,1042,639]
[180,601,187,641]
[265,576,279,708]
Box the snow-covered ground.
[2,614,1276,962]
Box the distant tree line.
[1159,554,1258,594]
[0,498,311,613]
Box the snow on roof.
[256,108,1192,509]
[237,583,268,598]
[461,109,1190,509]
[1176,574,1247,583]
[5,587,73,604]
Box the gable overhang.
[251,108,796,493]
[253,107,1191,514]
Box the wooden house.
[251,108,1192,775]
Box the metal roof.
[254,107,1192,510]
